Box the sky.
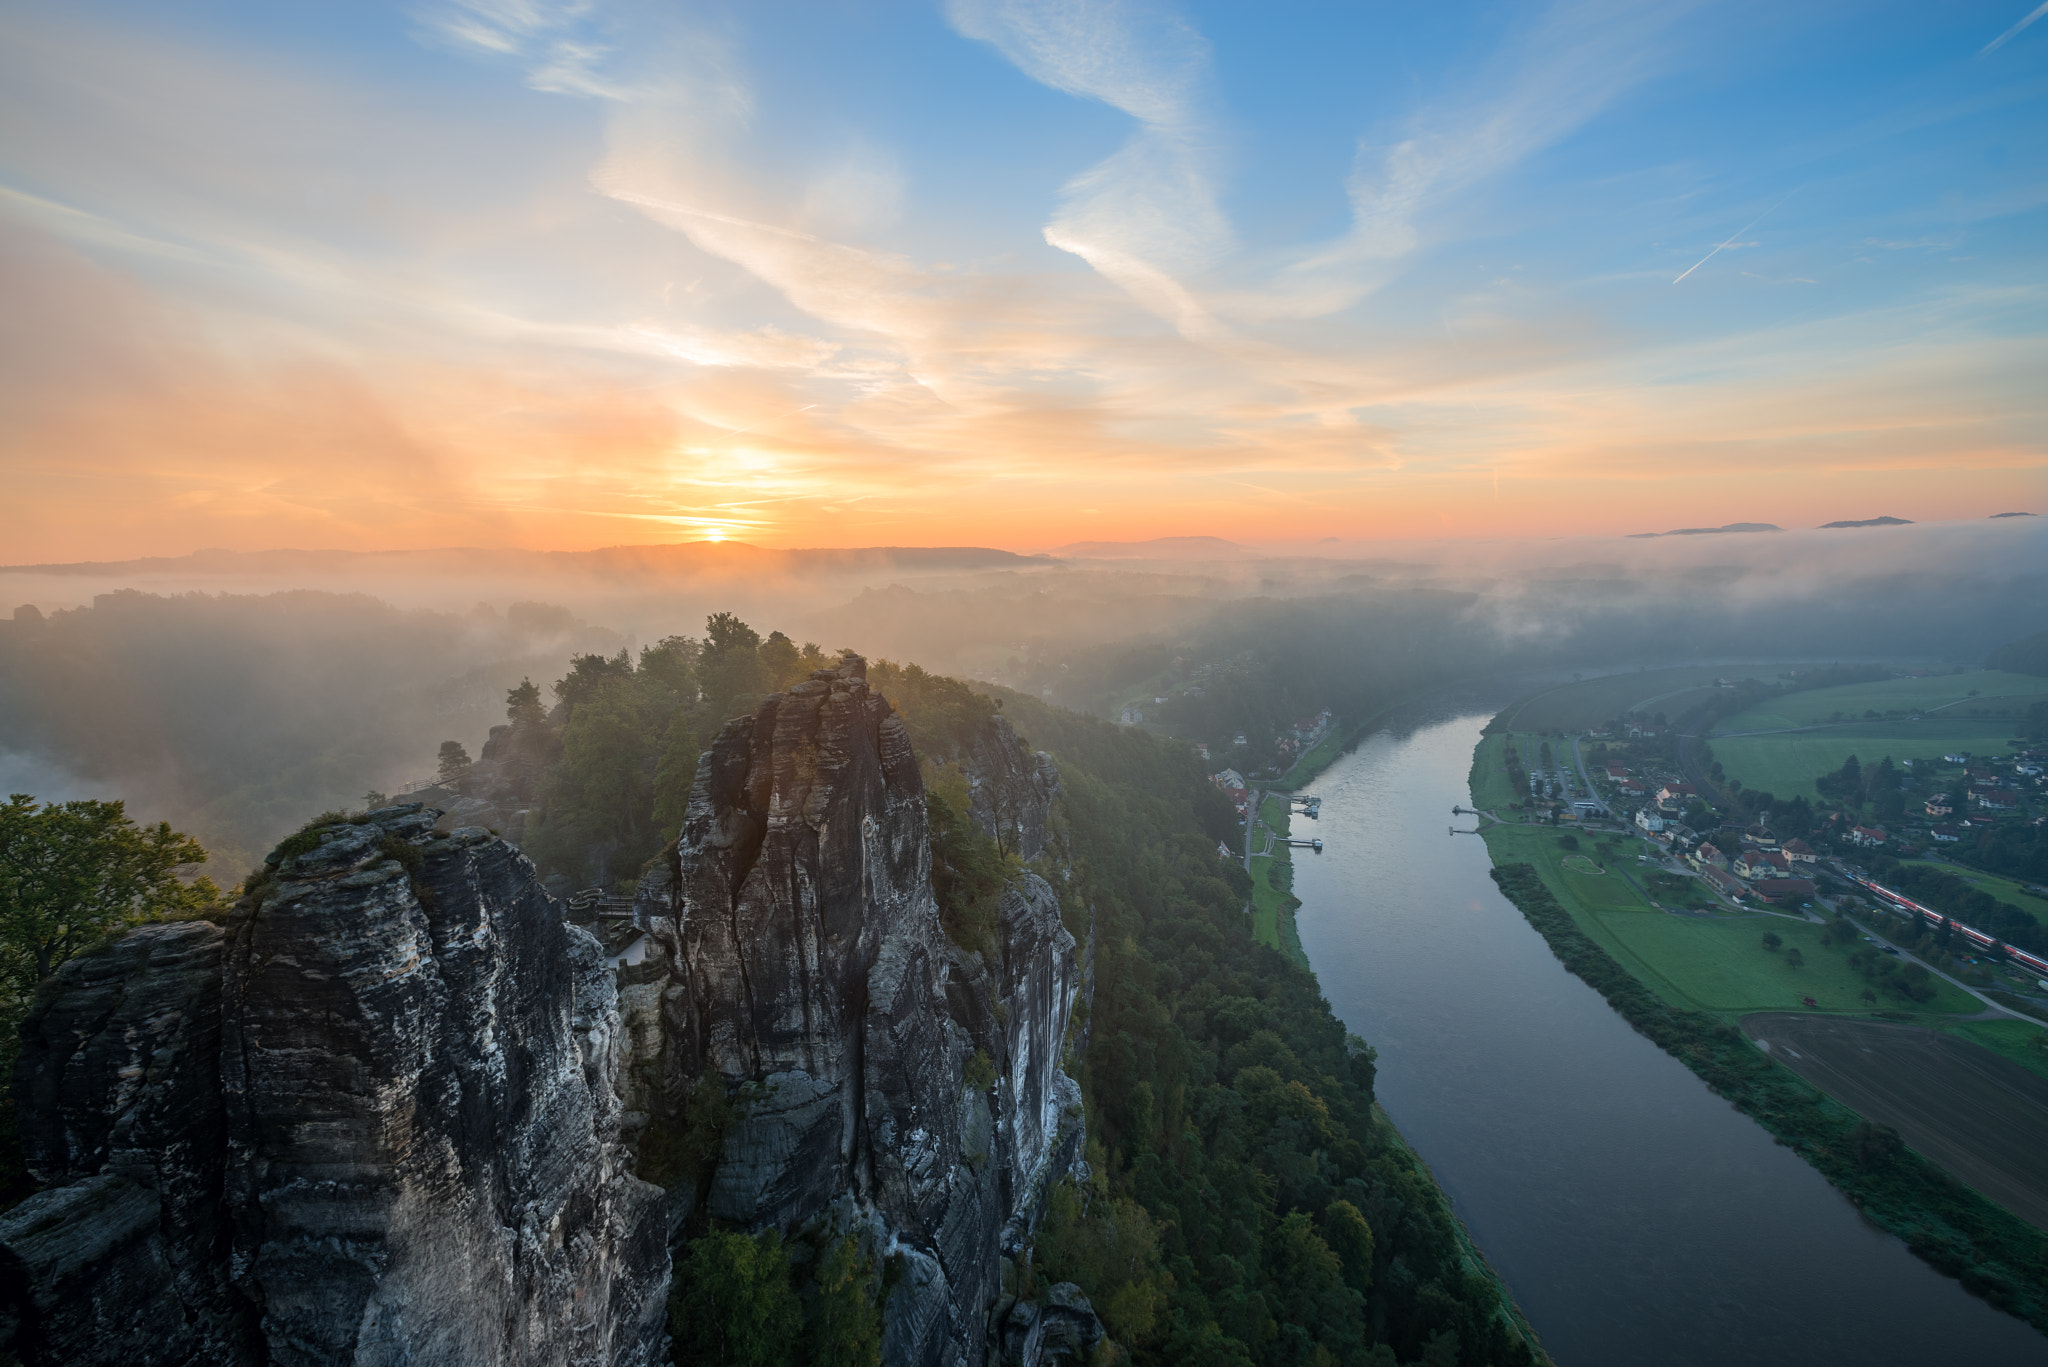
[1,0,2044,558]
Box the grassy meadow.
[1480,821,1978,1020]
[1711,720,2022,802]
[1505,665,1744,733]
[1715,670,2048,733]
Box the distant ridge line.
[0,542,1053,577]
[1626,522,1782,538]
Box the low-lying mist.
[3,517,2041,876]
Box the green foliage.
[989,691,1543,1366]
[964,1048,997,1092]
[526,674,672,882]
[1489,861,2048,1332]
[868,661,1000,758]
[671,1229,804,1367]
[436,739,472,782]
[0,794,218,989]
[700,614,771,716]
[553,649,634,711]
[506,677,547,728]
[810,1237,882,1367]
[927,783,1010,958]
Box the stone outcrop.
[5,659,1080,1367]
[633,658,1083,1367]
[2,804,667,1367]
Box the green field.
[1467,733,1520,810]
[1711,720,2022,802]
[1506,665,1752,733]
[1249,796,1307,966]
[1945,1018,2048,1084]
[1481,821,1979,1019]
[1716,670,2048,733]
[1896,860,2048,921]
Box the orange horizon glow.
[2,5,2042,567]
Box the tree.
[809,1236,881,1367]
[552,650,633,713]
[506,677,547,728]
[436,740,472,783]
[0,795,217,989]
[1761,931,1782,952]
[1784,947,1805,968]
[670,1229,802,1367]
[699,613,771,716]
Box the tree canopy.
[0,794,219,990]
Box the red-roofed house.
[1699,865,1744,899]
[1782,838,1817,865]
[1750,877,1817,905]
[1848,825,1887,847]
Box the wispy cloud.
[946,0,1232,338]
[1981,1,2048,56]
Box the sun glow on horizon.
[0,1,2041,562]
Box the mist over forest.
[4,517,2042,877]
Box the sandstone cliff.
[2,804,667,1367]
[3,659,1083,1367]
[632,658,1085,1367]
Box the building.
[1924,794,1954,817]
[1698,865,1745,899]
[1743,824,1778,848]
[1931,824,1962,843]
[1636,808,1668,834]
[1977,789,2020,811]
[1750,877,1817,905]
[1782,838,1817,865]
[1656,782,1695,806]
[1688,842,1724,871]
[1604,763,1629,780]
[1848,825,1888,847]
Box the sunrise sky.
[2,0,2044,559]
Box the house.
[1656,782,1695,805]
[1604,763,1629,780]
[1968,768,1997,789]
[1636,809,1668,834]
[1688,842,1724,871]
[1924,794,1954,817]
[1783,838,1817,864]
[1848,825,1888,847]
[1212,769,1247,791]
[1743,824,1779,848]
[1976,789,2020,811]
[1119,708,1144,726]
[1698,865,1745,899]
[1942,752,1969,765]
[1627,721,1667,738]
[1750,877,1817,905]
[1931,824,1962,843]
[1617,779,1649,797]
[1735,848,1791,880]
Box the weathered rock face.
[5,661,1078,1367]
[2,804,668,1367]
[961,716,1060,864]
[635,658,1083,1367]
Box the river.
[1288,699,2047,1366]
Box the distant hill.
[0,542,1048,580]
[1990,511,2037,519]
[1049,535,1253,560]
[1818,516,1913,529]
[1626,522,1781,538]
[1988,628,2048,678]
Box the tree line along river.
[1287,691,2046,1367]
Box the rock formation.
[3,657,1084,1367]
[632,657,1085,1366]
[2,804,667,1367]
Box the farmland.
[1715,669,2048,734]
[1503,664,1751,733]
[1711,720,2024,802]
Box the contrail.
[1983,1,2048,55]
[1672,189,1800,285]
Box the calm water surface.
[1290,699,2047,1367]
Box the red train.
[1853,876,2048,977]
